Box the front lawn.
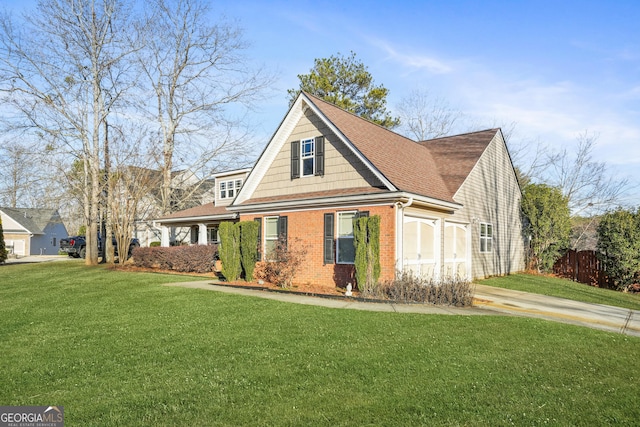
[1,262,638,425]
[478,273,640,311]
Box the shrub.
[597,207,640,291]
[131,245,218,273]
[255,238,308,288]
[0,216,7,263]
[219,222,241,281]
[360,269,474,307]
[239,221,259,281]
[149,241,161,247]
[353,215,380,293]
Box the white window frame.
[336,211,357,264]
[480,222,493,253]
[219,179,243,199]
[264,216,279,259]
[301,138,315,177]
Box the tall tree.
[288,51,400,129]
[0,214,7,263]
[137,0,271,215]
[0,0,132,265]
[521,183,571,273]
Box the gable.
[250,108,386,201]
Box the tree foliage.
[353,215,381,292]
[596,208,640,290]
[288,51,399,128]
[219,222,241,282]
[521,183,571,273]
[239,221,259,281]
[0,215,7,263]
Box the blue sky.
[5,0,640,205]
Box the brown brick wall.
[241,204,396,290]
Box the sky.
[4,0,640,206]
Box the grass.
[478,273,640,311]
[1,262,639,426]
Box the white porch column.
[198,223,208,245]
[161,225,170,247]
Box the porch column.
[198,223,208,245]
[161,225,170,247]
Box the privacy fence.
[553,250,615,289]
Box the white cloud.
[373,40,453,74]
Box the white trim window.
[219,179,242,199]
[337,211,357,264]
[480,223,493,253]
[264,216,279,258]
[301,138,315,177]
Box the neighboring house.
[153,168,251,246]
[154,92,526,290]
[0,207,68,256]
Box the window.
[291,137,324,179]
[337,212,357,263]
[264,216,279,258]
[301,138,315,176]
[480,223,493,253]
[219,179,242,199]
[207,227,219,245]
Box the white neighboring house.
[152,168,251,246]
[0,207,68,256]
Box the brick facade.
[241,204,396,290]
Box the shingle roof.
[305,93,466,203]
[0,207,62,234]
[158,204,235,220]
[419,129,498,196]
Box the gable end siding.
[449,133,526,279]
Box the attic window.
[291,136,324,179]
[219,179,242,199]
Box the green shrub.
[597,207,640,290]
[149,241,161,247]
[361,269,474,307]
[0,216,7,263]
[219,222,241,281]
[353,215,380,293]
[239,221,259,281]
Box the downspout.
[394,197,413,271]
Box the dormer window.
[219,179,242,199]
[291,136,325,179]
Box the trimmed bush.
[219,222,241,281]
[131,245,218,273]
[0,216,7,263]
[239,221,259,281]
[353,215,381,293]
[149,241,161,247]
[360,269,474,307]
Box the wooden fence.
[553,250,615,289]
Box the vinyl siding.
[252,109,384,199]
[448,133,526,279]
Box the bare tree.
[136,0,273,215]
[397,89,463,141]
[0,0,133,265]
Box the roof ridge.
[420,128,500,144]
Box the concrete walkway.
[164,281,640,337]
[2,255,76,265]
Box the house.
[154,92,527,290]
[0,207,68,256]
[229,92,526,288]
[153,168,251,246]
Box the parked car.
[60,235,140,259]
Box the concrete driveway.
[473,284,640,337]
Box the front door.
[403,216,440,280]
[443,222,469,279]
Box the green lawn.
[1,262,639,426]
[478,273,640,311]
